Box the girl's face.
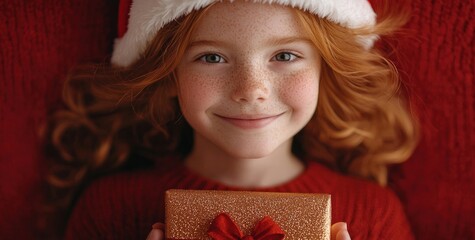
[176,1,321,159]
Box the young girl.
[45,0,418,239]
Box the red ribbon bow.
[207,213,285,240]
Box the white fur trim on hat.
[111,0,377,67]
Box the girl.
[45,0,418,239]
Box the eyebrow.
[266,37,314,46]
[188,40,230,48]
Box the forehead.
[192,1,308,41]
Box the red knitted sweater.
[65,158,414,240]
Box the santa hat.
[112,0,377,67]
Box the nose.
[230,65,270,103]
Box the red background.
[0,0,473,239]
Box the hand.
[146,223,165,240]
[331,222,351,240]
[146,221,351,240]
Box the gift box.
[165,189,331,239]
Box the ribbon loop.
[207,213,285,240]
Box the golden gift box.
[165,189,331,239]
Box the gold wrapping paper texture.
[165,189,331,239]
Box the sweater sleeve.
[367,188,414,240]
[345,186,414,240]
[64,174,158,240]
[332,177,415,240]
[64,183,112,239]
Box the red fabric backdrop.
[0,1,118,239]
[0,0,473,239]
[388,1,475,237]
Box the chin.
[221,143,281,160]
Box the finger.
[336,228,351,240]
[146,229,163,240]
[331,222,350,240]
[147,222,165,240]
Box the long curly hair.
[42,2,418,236]
[293,5,418,184]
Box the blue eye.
[199,54,224,63]
[273,52,298,62]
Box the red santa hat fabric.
[112,0,377,67]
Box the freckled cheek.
[177,73,224,111]
[278,71,320,110]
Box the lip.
[216,113,284,129]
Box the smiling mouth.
[216,113,284,129]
